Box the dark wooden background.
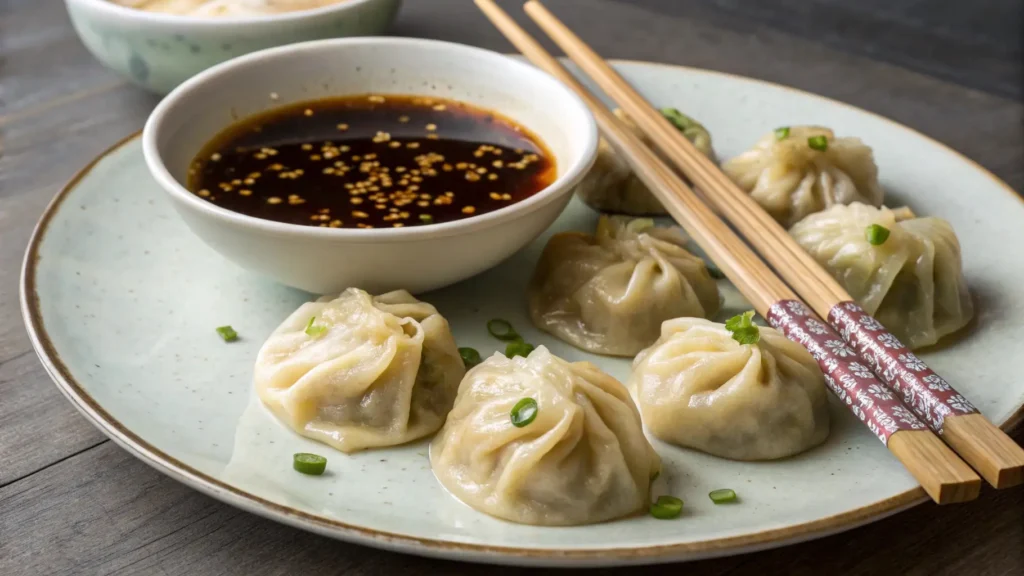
[2,0,1022,574]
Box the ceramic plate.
[22,60,1024,567]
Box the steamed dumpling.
[255,288,465,453]
[631,317,830,461]
[790,203,974,349]
[723,126,884,227]
[430,346,660,526]
[576,108,715,215]
[528,215,721,356]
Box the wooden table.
[2,1,1022,574]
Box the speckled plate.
[21,60,1024,567]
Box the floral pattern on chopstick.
[768,299,928,445]
[828,301,978,434]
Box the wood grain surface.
[1,0,1022,574]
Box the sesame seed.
[210,153,222,161]
[239,189,252,196]
[270,92,279,100]
[462,206,476,214]
[301,144,313,151]
[353,211,369,218]
[398,115,410,123]
[304,109,314,116]
[368,95,385,103]
[426,134,439,140]
[432,104,446,111]
[487,173,498,181]
[267,197,282,204]
[198,189,211,197]
[350,197,364,205]
[337,123,349,131]
[425,123,437,131]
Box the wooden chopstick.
[474,0,981,504]
[521,0,1024,491]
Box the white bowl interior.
[152,38,594,193]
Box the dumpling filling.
[630,317,831,461]
[254,288,465,453]
[430,346,660,526]
[528,215,720,356]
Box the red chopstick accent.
[768,299,929,445]
[828,301,979,434]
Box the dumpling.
[790,203,974,349]
[430,346,660,526]
[254,288,465,453]
[576,108,715,215]
[630,317,830,461]
[528,215,721,356]
[722,126,884,227]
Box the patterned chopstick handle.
[827,301,978,434]
[767,300,928,445]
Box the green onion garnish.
[725,310,760,345]
[419,214,433,224]
[293,453,327,475]
[505,340,535,358]
[649,495,683,519]
[487,318,521,341]
[709,488,737,504]
[304,316,327,338]
[459,347,482,368]
[661,108,696,132]
[774,126,790,140]
[706,264,726,279]
[215,325,238,342]
[865,224,890,246]
[510,397,538,428]
[807,135,829,151]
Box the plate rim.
[20,60,1024,566]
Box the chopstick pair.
[517,0,1024,493]
[476,0,1021,503]
[518,0,1024,494]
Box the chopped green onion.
[725,310,760,345]
[660,108,696,132]
[709,488,737,504]
[487,318,520,341]
[774,126,790,140]
[807,135,829,151]
[459,347,482,368]
[293,453,327,475]
[305,316,327,338]
[649,495,683,519]
[215,325,238,342]
[419,214,433,224]
[865,224,891,246]
[510,397,538,428]
[505,340,535,358]
[706,264,726,279]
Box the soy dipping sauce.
[187,94,557,229]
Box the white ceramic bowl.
[143,37,598,295]
[64,0,402,94]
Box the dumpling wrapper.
[430,346,660,526]
[630,317,830,461]
[529,215,720,357]
[722,126,884,227]
[790,203,974,349]
[255,288,465,453]
[576,108,715,215]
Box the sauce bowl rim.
[143,37,598,242]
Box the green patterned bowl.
[64,0,402,95]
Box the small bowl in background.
[63,0,402,95]
[143,37,598,295]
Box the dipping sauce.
[111,0,349,17]
[187,94,556,229]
